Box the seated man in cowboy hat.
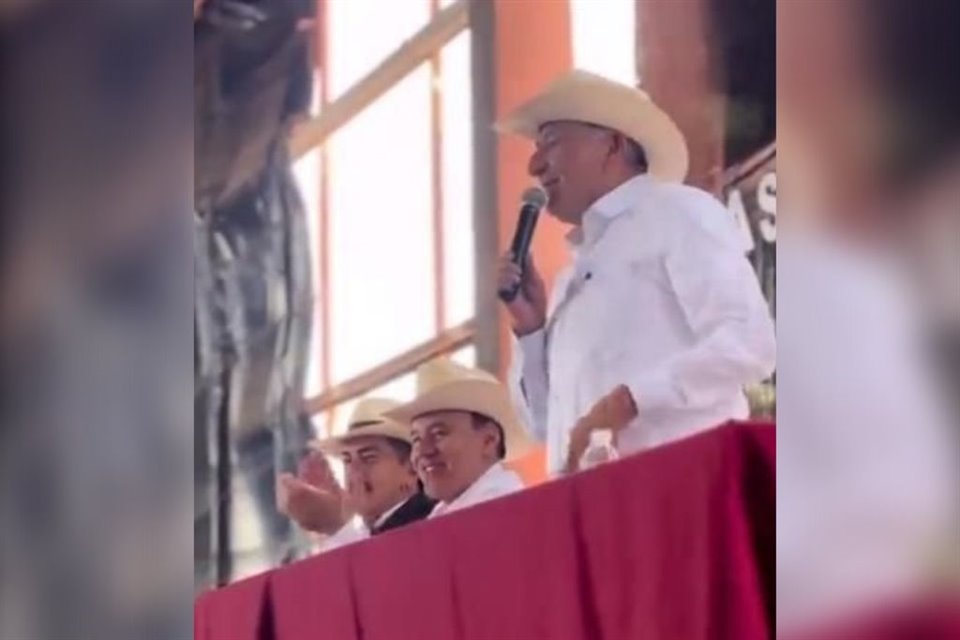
[385,359,535,517]
[495,69,776,474]
[278,397,435,551]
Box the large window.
[327,64,436,385]
[327,0,431,99]
[293,0,475,437]
[293,148,324,397]
[440,30,475,330]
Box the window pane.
[292,149,325,397]
[449,343,476,367]
[370,371,417,403]
[328,65,435,384]
[570,0,636,86]
[328,0,431,99]
[440,29,475,329]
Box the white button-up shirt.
[428,463,524,518]
[510,174,776,474]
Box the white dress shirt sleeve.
[626,196,776,415]
[507,329,549,442]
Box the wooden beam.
[289,0,468,159]
[301,319,477,414]
[315,0,334,430]
[429,0,447,334]
[469,0,501,377]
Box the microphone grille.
[521,186,547,209]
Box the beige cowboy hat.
[495,69,689,183]
[310,397,411,455]
[384,358,535,462]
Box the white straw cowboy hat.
[311,397,411,454]
[495,69,689,183]
[384,358,535,462]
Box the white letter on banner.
[758,172,777,244]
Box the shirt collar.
[565,173,652,250]
[431,462,507,517]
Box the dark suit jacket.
[371,492,436,536]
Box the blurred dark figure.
[194,0,316,587]
[1,2,192,639]
[860,0,960,420]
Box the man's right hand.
[277,451,348,535]
[496,251,548,336]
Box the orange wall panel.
[492,0,572,484]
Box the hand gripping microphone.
[498,186,548,303]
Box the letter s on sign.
[758,172,776,244]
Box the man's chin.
[423,481,451,503]
[546,203,577,225]
[423,480,470,504]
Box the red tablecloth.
[783,600,960,640]
[196,421,776,640]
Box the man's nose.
[527,149,546,178]
[344,464,364,486]
[414,439,439,461]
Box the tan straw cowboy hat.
[496,68,689,183]
[384,358,535,462]
[311,397,411,454]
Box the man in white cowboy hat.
[277,397,435,552]
[495,69,776,474]
[385,358,534,517]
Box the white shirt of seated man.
[495,70,776,474]
[385,358,535,518]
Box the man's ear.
[482,423,502,459]
[610,131,631,161]
[598,128,621,167]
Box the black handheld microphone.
[498,186,548,302]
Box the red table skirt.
[782,600,960,640]
[196,421,776,640]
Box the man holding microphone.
[496,70,776,474]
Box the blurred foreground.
[777,0,960,634]
[1,3,193,639]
